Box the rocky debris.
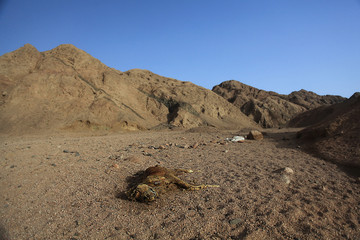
[62,150,80,156]
[247,130,263,140]
[212,80,345,128]
[177,144,190,149]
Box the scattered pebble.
[192,142,199,149]
[229,218,242,225]
[142,151,153,157]
[283,167,294,175]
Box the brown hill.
[212,80,345,128]
[287,89,346,110]
[0,44,258,134]
[296,93,360,168]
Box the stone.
[283,167,294,175]
[229,218,242,225]
[273,167,294,175]
[247,130,263,140]
[229,136,245,143]
[281,175,291,184]
[273,167,294,185]
[192,142,199,149]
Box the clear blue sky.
[1,0,359,97]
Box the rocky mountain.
[0,44,258,134]
[212,80,346,128]
[295,93,360,168]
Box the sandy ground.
[0,128,359,240]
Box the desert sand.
[1,44,359,240]
[1,128,359,240]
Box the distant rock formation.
[0,44,258,134]
[212,80,346,128]
[296,93,360,168]
[286,89,346,110]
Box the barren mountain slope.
[296,93,360,168]
[212,80,306,128]
[0,44,258,134]
[287,89,346,110]
[212,80,346,128]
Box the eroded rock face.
[296,94,360,168]
[213,81,305,128]
[287,89,345,110]
[212,80,346,128]
[240,97,305,128]
[0,44,258,134]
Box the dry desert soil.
[1,128,359,240]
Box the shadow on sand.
[265,129,360,178]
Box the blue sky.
[0,0,359,97]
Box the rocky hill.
[295,93,360,168]
[212,80,345,128]
[0,44,258,134]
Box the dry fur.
[126,166,219,202]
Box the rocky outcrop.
[212,80,346,128]
[296,93,360,168]
[0,44,258,134]
[212,80,306,128]
[286,89,346,110]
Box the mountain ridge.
[0,44,258,134]
[212,80,346,128]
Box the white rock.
[226,136,245,142]
[281,174,291,184]
[283,167,294,175]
